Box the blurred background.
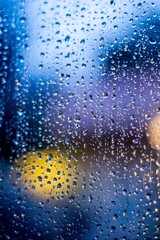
[0,0,160,239]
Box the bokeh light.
[13,149,82,199]
[148,114,160,151]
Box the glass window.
[1,1,159,239]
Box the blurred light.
[13,149,82,200]
[148,114,160,151]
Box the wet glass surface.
[0,1,160,239]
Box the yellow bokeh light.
[13,149,82,199]
[148,114,160,151]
